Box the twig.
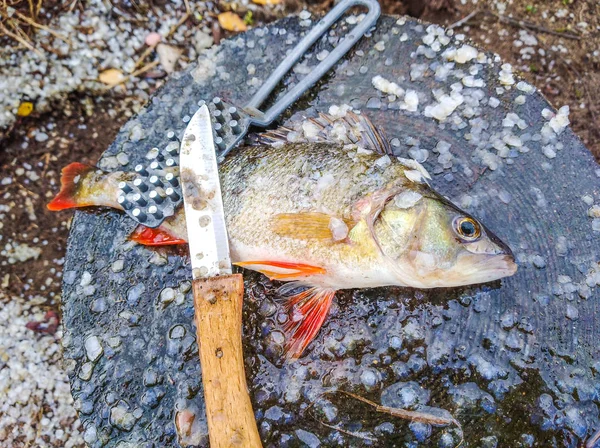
[27,0,35,20]
[449,8,480,29]
[336,390,461,427]
[14,10,71,44]
[16,182,38,198]
[486,10,581,40]
[0,21,43,57]
[40,152,51,179]
[586,428,600,448]
[303,397,379,443]
[315,419,379,443]
[450,8,580,40]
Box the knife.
[180,104,262,448]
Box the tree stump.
[61,13,600,447]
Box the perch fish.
[48,112,517,359]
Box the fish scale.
[117,0,381,228]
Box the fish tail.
[281,287,336,360]
[47,162,97,211]
[130,225,187,246]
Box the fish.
[48,111,517,360]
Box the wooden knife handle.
[192,274,262,448]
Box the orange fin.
[271,212,353,241]
[281,287,336,360]
[234,260,326,280]
[47,162,96,211]
[130,225,187,246]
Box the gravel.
[0,0,231,133]
[0,292,83,446]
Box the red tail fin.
[47,163,95,211]
[130,225,187,246]
[282,287,336,360]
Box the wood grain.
[192,274,262,448]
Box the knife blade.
[179,104,262,448]
[180,104,232,280]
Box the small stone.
[169,325,186,339]
[381,382,429,409]
[111,259,124,273]
[110,403,137,431]
[84,336,103,362]
[295,429,320,447]
[480,435,498,448]
[78,362,94,381]
[360,368,380,389]
[532,255,546,269]
[145,32,162,46]
[160,287,176,304]
[566,304,579,320]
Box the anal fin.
[130,225,187,246]
[234,260,326,280]
[281,287,336,360]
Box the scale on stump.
[61,10,600,448]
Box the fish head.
[374,187,517,288]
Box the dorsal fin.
[257,109,393,156]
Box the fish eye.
[454,216,481,241]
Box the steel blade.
[180,104,232,279]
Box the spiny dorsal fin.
[257,109,393,156]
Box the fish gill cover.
[61,13,600,448]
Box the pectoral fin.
[271,212,353,241]
[130,225,187,246]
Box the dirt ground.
[0,0,598,446]
[0,0,598,328]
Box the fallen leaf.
[98,68,125,86]
[156,43,183,74]
[26,310,60,335]
[17,101,33,117]
[252,0,281,4]
[218,12,248,32]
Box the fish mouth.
[458,253,518,285]
[419,252,518,288]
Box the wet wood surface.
[61,14,600,447]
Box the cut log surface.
[61,14,600,447]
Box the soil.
[0,96,131,304]
[0,0,598,310]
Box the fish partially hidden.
[48,111,517,359]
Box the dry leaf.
[218,12,248,32]
[156,43,183,74]
[17,101,33,117]
[98,68,125,86]
[252,0,281,4]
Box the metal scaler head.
[202,98,250,156]
[120,0,380,227]
[117,134,182,228]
